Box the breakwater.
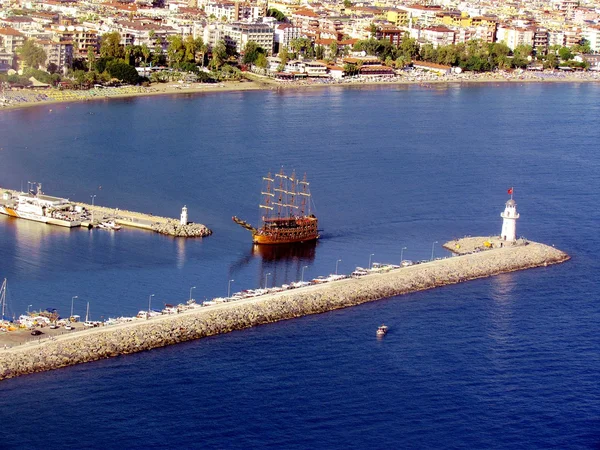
[0,187,212,237]
[0,237,569,381]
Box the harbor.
[0,185,212,238]
[0,236,570,381]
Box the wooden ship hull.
[252,217,319,245]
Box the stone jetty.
[0,187,212,238]
[0,237,569,381]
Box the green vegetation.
[267,8,286,22]
[16,40,47,70]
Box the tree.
[267,8,286,22]
[46,62,59,74]
[255,53,268,69]
[343,63,360,76]
[124,45,134,65]
[419,43,437,62]
[399,33,419,60]
[16,40,47,69]
[195,37,208,67]
[106,60,140,84]
[152,45,163,66]
[141,44,151,67]
[73,69,86,87]
[558,46,572,61]
[329,42,338,59]
[87,46,96,71]
[343,0,351,7]
[543,53,559,69]
[210,40,228,69]
[315,45,324,60]
[242,41,264,64]
[100,32,124,59]
[167,35,185,67]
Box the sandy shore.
[2,70,599,112]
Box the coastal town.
[1,0,600,107]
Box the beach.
[2,69,599,112]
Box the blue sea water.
[0,83,599,448]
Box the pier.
[0,237,569,381]
[0,187,212,238]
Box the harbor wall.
[0,239,569,381]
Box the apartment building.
[0,27,25,54]
[222,22,274,54]
[496,25,534,50]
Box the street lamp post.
[301,266,308,283]
[189,286,196,301]
[431,241,438,261]
[400,247,407,264]
[148,293,155,319]
[70,295,78,319]
[265,273,271,289]
[90,194,96,224]
[227,279,234,298]
[368,253,375,269]
[335,259,342,275]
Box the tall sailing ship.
[233,169,319,245]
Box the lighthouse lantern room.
[500,188,519,241]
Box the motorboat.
[98,220,122,231]
[376,325,389,337]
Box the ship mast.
[1,278,6,320]
[273,168,299,219]
[298,173,311,216]
[259,173,275,222]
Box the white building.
[222,22,273,54]
[274,23,301,52]
[500,194,519,242]
[496,26,534,51]
[581,25,600,52]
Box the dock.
[0,237,569,381]
[0,187,212,238]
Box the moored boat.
[97,220,122,231]
[0,183,80,228]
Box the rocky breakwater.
[152,220,212,238]
[0,237,569,381]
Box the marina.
[0,236,570,380]
[0,184,211,238]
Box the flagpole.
[511,187,514,200]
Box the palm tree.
[141,44,150,67]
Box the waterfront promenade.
[0,237,569,381]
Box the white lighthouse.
[180,206,188,225]
[500,196,519,242]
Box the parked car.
[31,329,43,336]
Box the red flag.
[507,187,513,195]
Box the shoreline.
[0,237,570,381]
[2,71,599,112]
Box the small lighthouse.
[500,189,519,241]
[180,206,188,225]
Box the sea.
[0,83,599,449]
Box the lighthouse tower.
[500,194,519,242]
[180,206,188,225]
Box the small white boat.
[97,220,122,231]
[376,325,388,337]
